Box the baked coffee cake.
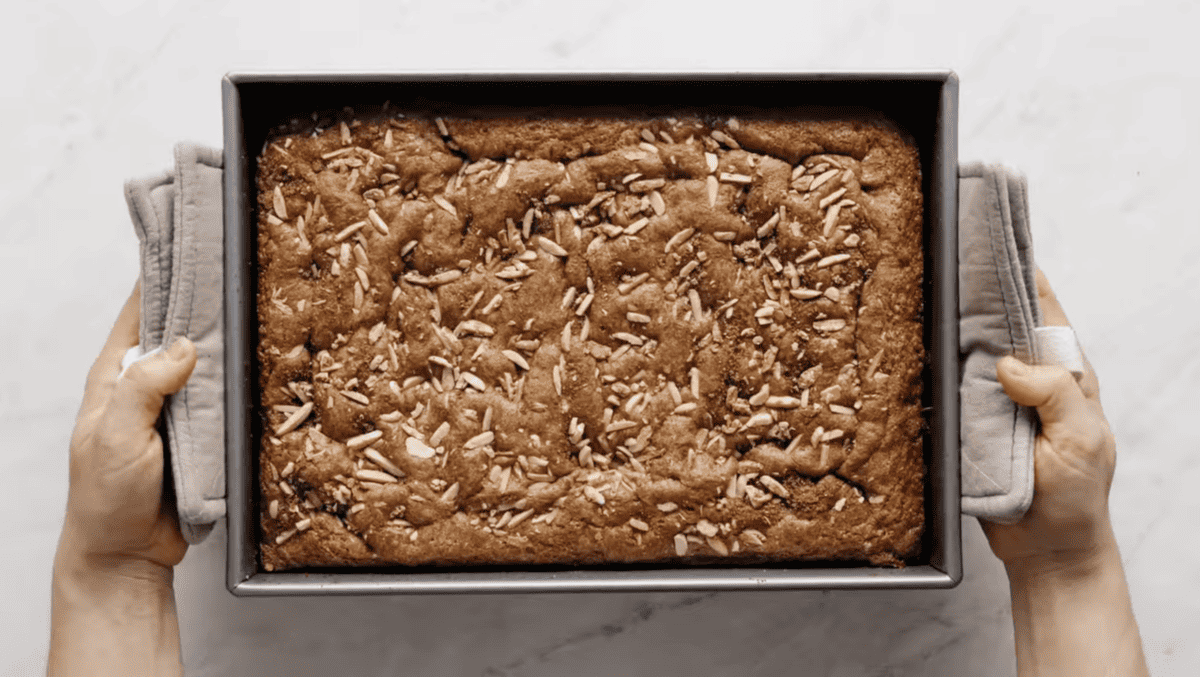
[255,113,926,570]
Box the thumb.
[108,337,198,431]
[995,355,1087,429]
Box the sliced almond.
[273,186,287,220]
[346,430,383,450]
[405,437,436,459]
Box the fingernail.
[167,337,189,360]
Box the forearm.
[1005,522,1149,677]
[48,530,183,677]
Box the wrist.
[1003,518,1120,585]
[55,521,175,594]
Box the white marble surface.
[2,0,1198,675]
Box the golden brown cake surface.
[255,113,926,571]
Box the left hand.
[64,279,197,571]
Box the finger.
[105,338,198,433]
[82,279,143,416]
[1035,268,1071,328]
[996,356,1092,430]
[1035,268,1102,401]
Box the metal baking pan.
[223,71,960,595]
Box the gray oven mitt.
[958,162,1085,524]
[121,143,225,544]
[116,150,1083,542]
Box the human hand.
[62,279,197,572]
[980,268,1118,571]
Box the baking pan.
[223,71,960,595]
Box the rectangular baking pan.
[223,71,960,595]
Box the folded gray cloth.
[124,143,225,544]
[958,162,1083,524]
[121,151,1082,542]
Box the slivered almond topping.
[273,186,287,219]
[268,499,279,519]
[823,203,844,237]
[706,175,719,207]
[829,404,856,415]
[495,162,512,188]
[462,372,486,391]
[809,168,840,191]
[696,519,719,538]
[649,190,666,216]
[617,272,650,295]
[433,195,457,217]
[429,421,451,447]
[814,318,847,332]
[630,178,665,192]
[440,482,461,502]
[583,486,606,506]
[744,412,773,428]
[575,293,594,316]
[435,117,449,136]
[748,384,770,407]
[760,476,790,498]
[341,390,369,405]
[427,270,464,285]
[713,231,736,242]
[766,396,802,409]
[502,350,530,370]
[629,518,650,532]
[688,289,703,321]
[356,468,398,484]
[664,227,695,253]
[612,332,644,346]
[622,172,642,184]
[406,437,436,459]
[561,321,573,352]
[833,497,847,512]
[273,401,313,436]
[673,402,697,414]
[353,243,369,267]
[790,288,822,300]
[537,236,568,257]
[819,187,848,210]
[707,537,729,556]
[705,152,719,173]
[719,172,752,184]
[346,430,383,450]
[710,130,738,148]
[817,254,851,269]
[367,209,389,235]
[429,355,453,369]
[459,319,495,337]
[481,293,503,314]
[674,534,688,556]
[624,217,650,235]
[463,432,492,451]
[355,267,370,290]
[626,312,651,324]
[365,448,404,477]
[667,381,683,406]
[821,429,845,442]
[275,529,296,544]
[797,248,821,264]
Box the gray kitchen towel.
[124,143,224,544]
[959,162,1084,524]
[120,151,1081,542]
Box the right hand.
[979,269,1118,569]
